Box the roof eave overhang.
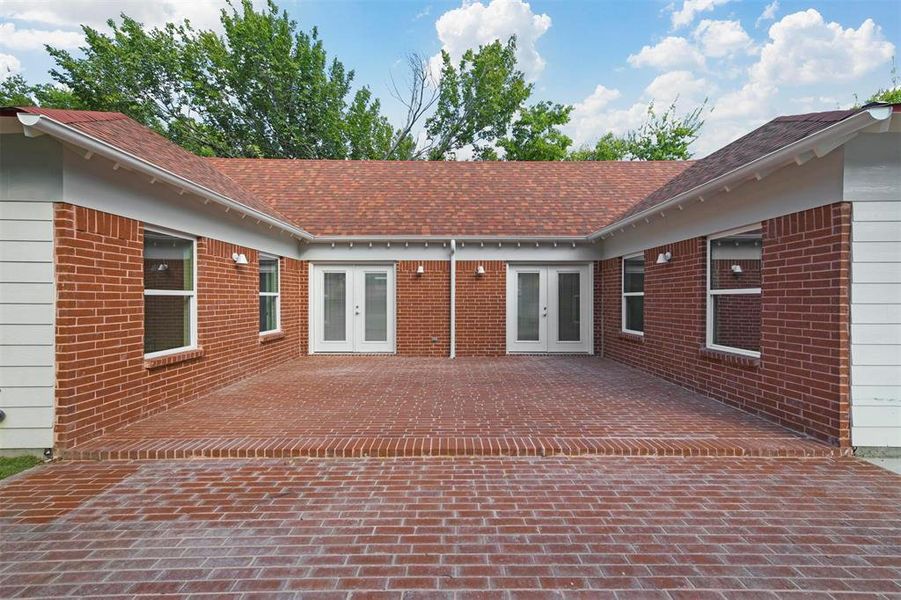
[16,113,315,241]
[311,234,590,244]
[587,106,893,241]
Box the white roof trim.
[587,106,893,241]
[16,112,315,241]
[311,235,589,243]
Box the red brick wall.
[456,260,506,357]
[54,204,307,450]
[396,260,450,356]
[599,203,851,446]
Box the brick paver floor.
[66,357,839,460]
[1,457,898,599]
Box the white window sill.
[259,330,285,343]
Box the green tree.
[422,39,531,160]
[866,58,901,104]
[45,0,411,158]
[497,101,573,161]
[627,101,704,160]
[568,101,705,161]
[0,74,81,108]
[567,132,630,161]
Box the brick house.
[1,104,898,455]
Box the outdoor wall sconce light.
[476,265,486,276]
[656,251,672,264]
[156,263,169,271]
[232,252,249,265]
[416,264,425,275]
[731,264,743,275]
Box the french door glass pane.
[144,295,190,353]
[517,272,540,341]
[364,272,388,342]
[323,272,346,341]
[557,272,580,341]
[625,296,644,332]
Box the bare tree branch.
[384,52,438,159]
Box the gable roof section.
[614,108,864,224]
[207,159,691,237]
[4,107,308,236]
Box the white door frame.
[353,265,395,353]
[547,264,591,353]
[506,263,592,354]
[310,264,395,353]
[506,264,548,353]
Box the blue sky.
[1,0,898,156]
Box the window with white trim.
[143,229,196,357]
[707,225,762,357]
[622,253,645,335]
[259,255,280,333]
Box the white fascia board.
[587,106,893,241]
[16,113,314,241]
[311,234,589,243]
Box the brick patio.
[64,357,840,460]
[1,457,899,598]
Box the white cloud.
[692,20,755,58]
[791,95,841,112]
[566,84,637,146]
[0,52,22,79]
[645,70,712,106]
[627,37,705,70]
[708,80,776,122]
[755,1,779,28]
[751,10,895,85]
[670,0,732,29]
[432,0,552,80]
[0,23,83,51]
[574,84,621,115]
[566,74,714,149]
[0,1,265,32]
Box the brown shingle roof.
[6,107,295,226]
[619,109,859,221]
[207,159,691,237]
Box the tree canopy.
[41,0,407,159]
[567,102,704,161]
[866,58,901,104]
[2,0,708,161]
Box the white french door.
[506,264,591,354]
[312,265,395,353]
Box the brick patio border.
[62,435,846,461]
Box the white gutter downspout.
[449,239,456,359]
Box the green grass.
[0,455,43,480]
